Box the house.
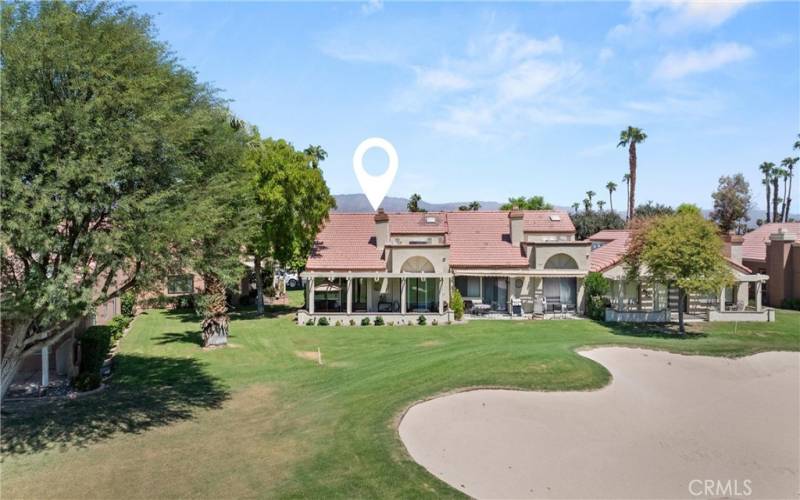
[299,209,591,323]
[741,223,800,307]
[589,230,772,322]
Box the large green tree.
[572,211,625,240]
[618,127,647,221]
[710,173,752,234]
[0,1,226,395]
[245,137,336,315]
[499,195,553,211]
[631,205,733,333]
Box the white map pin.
[352,137,398,211]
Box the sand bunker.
[399,348,799,499]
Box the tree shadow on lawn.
[1,354,229,456]
[155,329,204,346]
[601,321,708,340]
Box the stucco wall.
[530,243,591,270]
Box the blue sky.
[134,1,799,210]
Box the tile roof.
[446,212,528,268]
[306,214,384,271]
[589,231,631,272]
[741,223,800,262]
[523,210,576,232]
[388,213,447,234]
[589,229,630,241]
[306,210,573,271]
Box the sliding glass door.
[406,278,439,312]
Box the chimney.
[721,232,744,264]
[765,229,796,306]
[509,206,524,246]
[374,208,390,250]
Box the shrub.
[417,315,427,325]
[108,315,131,342]
[72,372,102,392]
[335,320,342,327]
[79,326,113,376]
[782,298,800,311]
[451,289,465,320]
[374,316,385,326]
[317,317,329,326]
[361,317,371,326]
[349,319,356,326]
[431,319,438,326]
[121,291,136,317]
[305,318,315,326]
[585,272,611,320]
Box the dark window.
[167,275,194,295]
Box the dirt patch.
[295,350,321,362]
[418,340,443,348]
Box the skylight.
[425,216,437,224]
[549,214,561,221]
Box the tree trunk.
[628,143,637,221]
[781,178,788,222]
[609,191,614,213]
[1,319,31,399]
[201,274,229,347]
[765,180,771,223]
[626,183,630,219]
[772,177,781,223]
[786,175,793,222]
[677,288,685,335]
[254,254,264,316]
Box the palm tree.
[772,167,785,223]
[458,201,481,211]
[597,200,606,212]
[407,193,426,212]
[759,162,775,223]
[622,173,631,219]
[303,145,328,168]
[605,181,617,213]
[571,202,580,215]
[617,127,647,222]
[795,133,800,151]
[586,190,596,205]
[783,157,798,221]
[582,198,592,214]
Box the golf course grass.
[2,293,798,499]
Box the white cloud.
[653,42,754,80]
[599,47,614,63]
[415,68,472,91]
[361,0,383,15]
[610,0,751,38]
[496,60,580,102]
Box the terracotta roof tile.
[523,210,576,232]
[446,212,528,268]
[589,229,630,241]
[389,213,447,234]
[306,214,384,271]
[589,231,630,272]
[742,223,800,262]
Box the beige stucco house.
[299,209,590,324]
[589,230,772,322]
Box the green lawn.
[3,294,798,499]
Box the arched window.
[544,253,579,270]
[401,256,435,273]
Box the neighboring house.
[588,230,772,322]
[299,209,591,323]
[741,223,800,307]
[8,269,126,395]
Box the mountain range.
[333,194,796,228]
